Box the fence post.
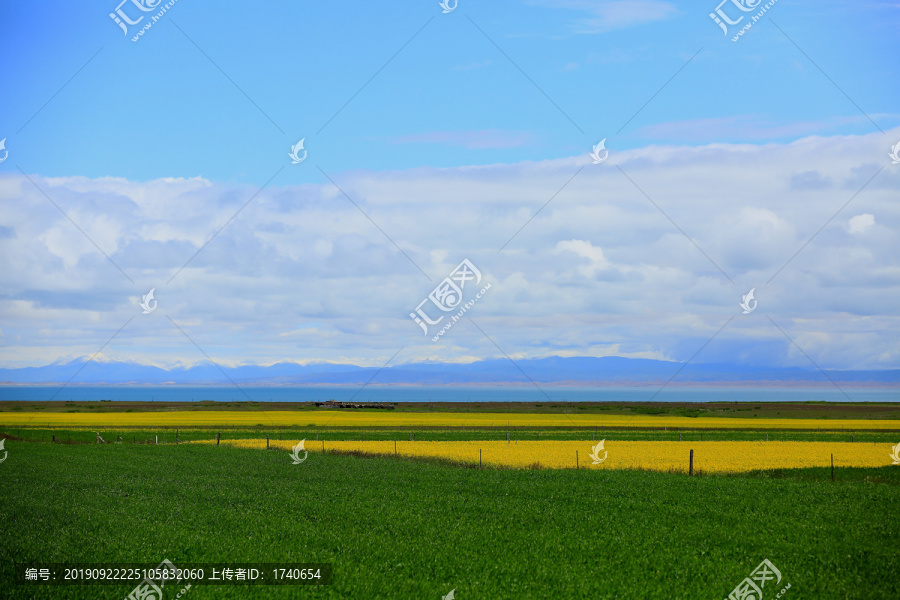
[216,432,220,446]
[679,433,682,442]
[266,434,269,449]
[766,433,768,442]
[576,451,579,469]
[155,435,158,446]
[176,428,179,444]
[394,440,397,455]
[831,454,834,481]
[689,449,694,476]
[479,449,482,467]
[322,440,325,452]
[507,432,510,444]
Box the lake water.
[0,386,896,403]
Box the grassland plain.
[203,439,897,473]
[2,443,898,599]
[3,410,900,430]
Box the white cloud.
[848,213,875,234]
[0,128,898,370]
[556,239,610,277]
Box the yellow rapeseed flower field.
[199,438,896,473]
[3,410,899,430]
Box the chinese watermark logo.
[410,259,491,341]
[889,141,900,165]
[710,0,779,42]
[124,558,191,600]
[140,288,158,314]
[290,440,309,465]
[289,138,307,164]
[590,139,608,164]
[890,443,900,465]
[439,0,457,14]
[109,0,181,42]
[589,440,607,464]
[725,558,790,600]
[0,138,8,163]
[442,588,456,600]
[0,438,7,464]
[25,567,51,581]
[739,288,757,314]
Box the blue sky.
[0,0,898,373]
[3,0,897,181]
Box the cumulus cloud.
[0,129,898,370]
[848,213,875,234]
[556,239,610,277]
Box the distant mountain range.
[1,356,897,386]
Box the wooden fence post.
[766,433,768,441]
[679,433,682,442]
[507,432,510,444]
[176,428,179,444]
[216,432,220,445]
[831,454,834,481]
[479,449,482,467]
[576,451,579,469]
[322,440,325,452]
[689,449,694,476]
[266,434,269,449]
[155,435,158,446]
[394,440,397,455]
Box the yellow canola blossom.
[200,439,895,473]
[3,410,899,431]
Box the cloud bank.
[1,129,898,371]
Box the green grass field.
[2,441,898,599]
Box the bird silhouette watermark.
[739,288,757,314]
[139,288,157,314]
[289,138,307,164]
[290,440,309,465]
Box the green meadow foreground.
[2,442,898,599]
